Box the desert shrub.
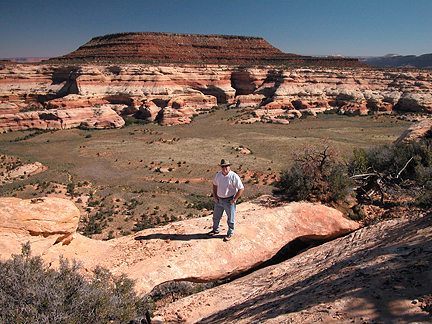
[66,182,75,196]
[0,243,146,324]
[11,129,51,142]
[122,116,151,127]
[273,141,353,203]
[359,141,429,176]
[188,194,214,211]
[348,136,432,209]
[132,219,153,232]
[146,281,214,309]
[347,148,369,175]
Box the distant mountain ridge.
[358,53,432,69]
[1,57,49,63]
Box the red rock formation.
[1,63,432,130]
[0,106,125,132]
[51,32,364,67]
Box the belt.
[220,196,234,200]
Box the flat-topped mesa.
[50,32,363,67]
[52,32,295,64]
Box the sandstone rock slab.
[154,211,432,324]
[40,197,359,295]
[0,195,359,296]
[0,197,80,259]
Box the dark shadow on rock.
[224,238,312,283]
[134,233,224,241]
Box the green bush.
[0,243,146,324]
[348,148,369,175]
[188,194,214,211]
[122,116,151,127]
[358,141,429,176]
[273,141,353,203]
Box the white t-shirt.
[213,170,244,198]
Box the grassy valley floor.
[0,109,414,240]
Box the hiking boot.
[223,234,232,242]
[207,230,219,236]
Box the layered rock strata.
[0,196,359,295]
[1,63,431,131]
[50,32,362,67]
[0,106,124,132]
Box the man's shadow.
[134,233,224,241]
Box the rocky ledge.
[1,63,431,131]
[0,195,359,295]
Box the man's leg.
[212,200,224,233]
[225,201,236,237]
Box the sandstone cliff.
[1,63,431,131]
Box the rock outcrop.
[0,197,80,258]
[394,117,432,145]
[0,195,359,296]
[0,106,124,132]
[1,63,432,130]
[154,211,432,324]
[0,161,45,184]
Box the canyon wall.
[0,62,432,131]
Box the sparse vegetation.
[273,130,432,221]
[0,112,413,239]
[11,129,53,142]
[348,133,432,209]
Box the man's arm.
[213,184,219,202]
[231,188,244,204]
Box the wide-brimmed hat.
[219,159,231,167]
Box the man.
[208,158,244,241]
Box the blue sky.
[1,0,431,58]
